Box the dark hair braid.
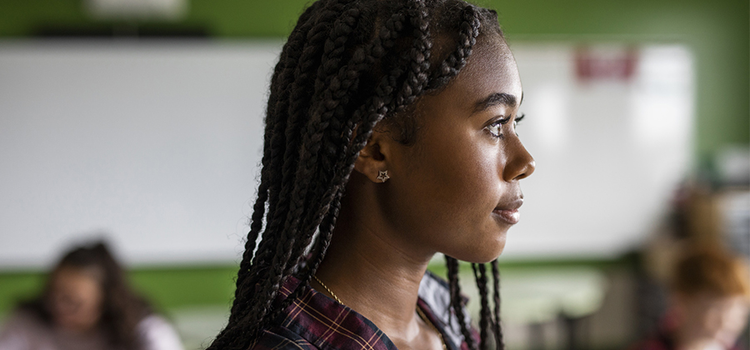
[256,0,347,247]
[273,4,431,319]
[254,0,348,267]
[217,2,338,344]
[427,4,481,90]
[211,1,508,349]
[236,1,395,339]
[243,0,353,313]
[491,259,505,349]
[446,255,477,349]
[229,2,320,325]
[286,0,435,283]
[472,263,492,349]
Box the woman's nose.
[503,137,535,181]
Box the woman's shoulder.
[136,314,184,350]
[1,307,51,334]
[258,275,396,350]
[0,308,55,349]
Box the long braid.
[252,0,411,332]
[211,1,508,349]
[288,0,428,256]
[269,6,374,309]
[216,4,326,345]
[212,3,346,347]
[256,0,347,259]
[277,4,431,313]
[472,263,492,349]
[255,0,344,260]
[282,6,369,258]
[490,259,504,349]
[245,0,331,274]
[238,1,353,332]
[447,255,477,350]
[290,0,430,261]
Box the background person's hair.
[211,0,507,349]
[671,246,750,299]
[21,241,152,350]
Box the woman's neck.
[314,202,435,345]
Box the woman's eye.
[513,113,525,134]
[514,113,525,127]
[486,116,511,138]
[487,122,500,138]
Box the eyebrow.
[473,92,518,113]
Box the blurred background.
[0,0,747,349]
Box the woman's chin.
[55,318,97,333]
[447,238,506,264]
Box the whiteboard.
[0,41,693,267]
[507,44,693,259]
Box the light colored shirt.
[0,310,184,350]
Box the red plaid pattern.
[251,272,473,350]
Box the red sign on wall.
[575,46,638,82]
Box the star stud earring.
[377,170,390,183]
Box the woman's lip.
[492,208,520,225]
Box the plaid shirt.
[251,271,474,350]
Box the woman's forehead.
[440,37,522,110]
[54,265,103,283]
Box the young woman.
[210,0,535,349]
[0,242,183,350]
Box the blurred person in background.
[630,246,750,350]
[0,241,183,350]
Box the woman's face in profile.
[49,266,103,332]
[383,35,535,263]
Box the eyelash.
[486,113,525,138]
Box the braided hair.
[210,1,507,349]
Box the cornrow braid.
[394,0,430,109]
[210,1,507,349]
[427,4,481,90]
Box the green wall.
[0,265,238,315]
[0,258,628,316]
[1,0,747,163]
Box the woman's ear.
[353,127,393,183]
